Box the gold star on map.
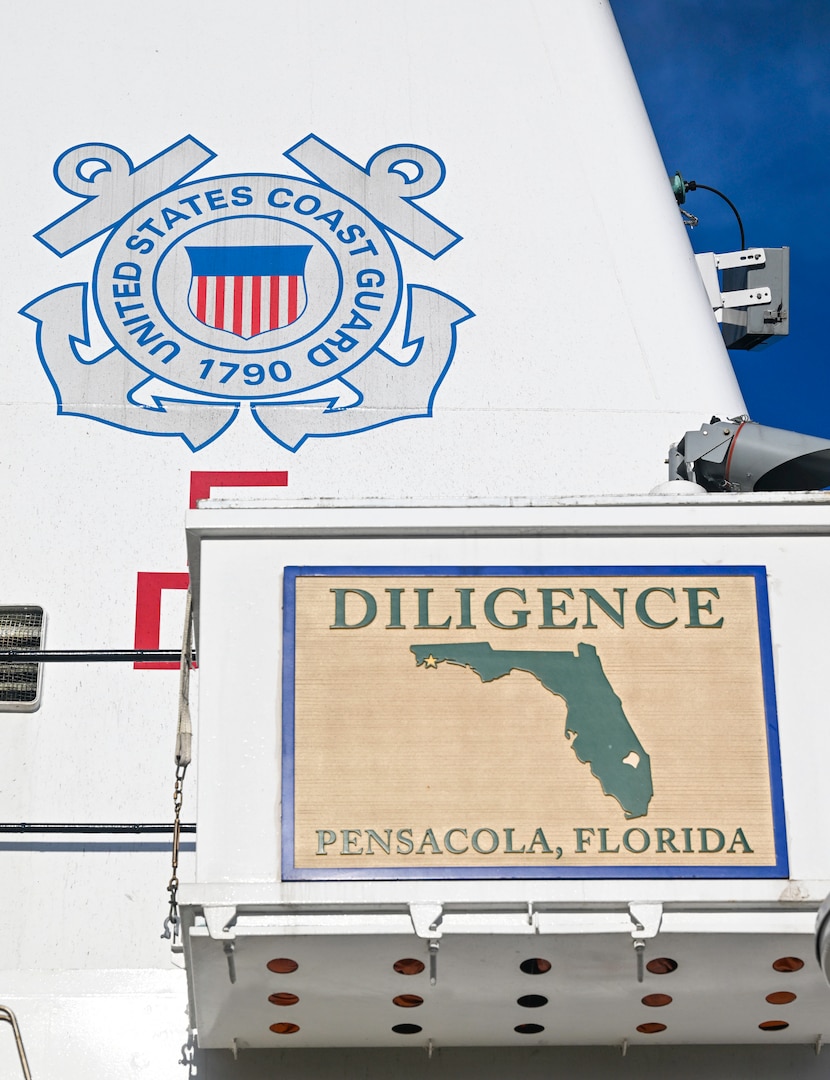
[423,654,438,668]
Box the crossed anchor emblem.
[22,135,473,451]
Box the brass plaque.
[282,567,785,879]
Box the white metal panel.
[1,1,743,504]
[0,0,805,1074]
[0,971,187,1076]
[186,924,826,1048]
[187,499,830,899]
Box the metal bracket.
[695,250,771,315]
[629,902,663,983]
[203,906,239,985]
[714,248,765,270]
[204,904,238,941]
[429,939,440,987]
[409,902,443,939]
[721,286,771,309]
[629,902,663,939]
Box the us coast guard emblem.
[22,135,473,450]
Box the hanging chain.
[162,762,188,942]
[162,587,194,944]
[179,1026,198,1076]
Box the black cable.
[0,822,196,833]
[0,649,194,663]
[685,181,745,250]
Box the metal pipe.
[0,650,195,663]
[0,823,196,834]
[0,1005,33,1080]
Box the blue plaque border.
[281,565,786,881]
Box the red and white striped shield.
[185,245,311,339]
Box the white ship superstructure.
[2,3,829,1077]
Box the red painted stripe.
[196,276,207,322]
[724,421,746,486]
[270,275,280,330]
[189,470,289,508]
[135,476,291,674]
[288,275,298,324]
[134,572,191,670]
[214,276,225,329]
[233,276,244,336]
[251,276,261,337]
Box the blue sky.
[614,0,830,437]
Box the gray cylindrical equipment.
[725,422,830,492]
[671,420,830,492]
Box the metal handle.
[0,1006,33,1080]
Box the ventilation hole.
[636,1022,667,1034]
[759,1020,789,1031]
[772,956,804,973]
[765,991,797,1005]
[394,958,425,975]
[268,993,299,1007]
[0,607,44,706]
[269,1022,300,1034]
[514,1023,545,1034]
[641,994,672,1008]
[517,995,548,1008]
[391,1024,422,1035]
[646,957,678,975]
[266,958,298,974]
[393,994,424,1008]
[519,958,552,975]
